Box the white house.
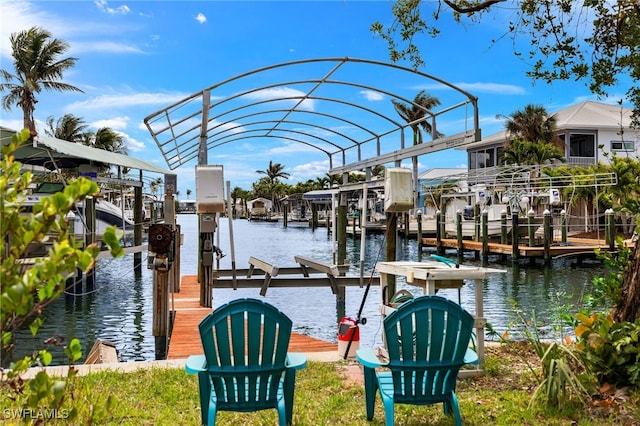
[462,101,639,170]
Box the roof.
[1,127,173,175]
[417,168,466,180]
[461,101,635,150]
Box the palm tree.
[0,27,83,135]
[256,161,290,184]
[392,90,442,208]
[503,104,561,146]
[44,114,89,141]
[500,139,565,166]
[186,189,192,200]
[391,90,441,146]
[85,127,128,155]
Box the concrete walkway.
[4,350,346,380]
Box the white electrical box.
[195,165,225,213]
[549,188,561,204]
[384,167,413,212]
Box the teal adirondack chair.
[185,298,307,426]
[356,295,478,426]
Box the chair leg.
[283,369,297,425]
[362,367,377,421]
[197,371,210,425]
[277,396,287,426]
[444,393,462,426]
[207,400,217,426]
[381,396,395,426]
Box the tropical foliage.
[499,104,566,166]
[391,90,441,145]
[1,129,123,419]
[371,0,640,125]
[0,27,83,134]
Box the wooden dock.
[166,275,338,360]
[420,236,610,259]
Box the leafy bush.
[1,129,123,419]
[575,312,640,387]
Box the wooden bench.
[248,256,279,296]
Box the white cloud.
[195,13,207,24]
[122,133,146,152]
[455,82,526,95]
[290,159,330,181]
[67,92,189,111]
[242,87,315,111]
[266,141,320,156]
[91,116,130,130]
[71,41,144,54]
[360,90,384,101]
[417,81,526,95]
[94,0,131,15]
[0,118,25,132]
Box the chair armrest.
[356,348,387,369]
[464,348,478,365]
[185,355,207,374]
[286,352,307,370]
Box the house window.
[568,133,596,158]
[611,140,635,152]
[468,147,497,169]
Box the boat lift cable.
[342,231,387,360]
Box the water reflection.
[11,214,607,365]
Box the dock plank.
[167,275,337,360]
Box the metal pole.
[359,183,368,285]
[226,181,237,289]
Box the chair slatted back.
[198,298,292,411]
[383,295,474,405]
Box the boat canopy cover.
[1,127,173,176]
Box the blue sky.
[0,0,628,197]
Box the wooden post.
[511,213,519,261]
[153,270,170,338]
[283,203,288,228]
[172,224,181,293]
[416,210,423,251]
[134,174,143,275]
[435,210,443,255]
[311,203,317,231]
[385,212,397,297]
[352,208,357,238]
[403,213,409,239]
[528,209,536,247]
[456,210,463,259]
[605,208,615,250]
[481,209,488,260]
[337,192,348,322]
[474,204,481,241]
[543,209,552,265]
[337,192,347,262]
[501,211,508,245]
[85,197,96,292]
[561,210,567,244]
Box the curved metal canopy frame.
[144,57,481,175]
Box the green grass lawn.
[2,345,639,425]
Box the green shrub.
[575,312,640,387]
[1,129,122,420]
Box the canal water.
[11,214,607,365]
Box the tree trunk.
[613,242,640,323]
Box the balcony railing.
[567,156,596,166]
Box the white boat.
[23,182,135,237]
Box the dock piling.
[543,210,552,264]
